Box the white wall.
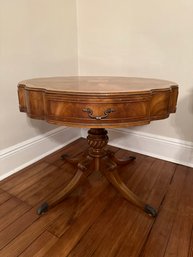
[1,0,193,178]
[0,0,78,150]
[77,0,193,143]
[2,0,192,149]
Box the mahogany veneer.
[17,76,178,217]
[18,76,178,128]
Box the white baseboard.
[0,127,81,181]
[2,126,192,182]
[81,128,193,168]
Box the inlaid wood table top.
[18,76,178,128]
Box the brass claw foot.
[37,202,49,215]
[144,204,158,217]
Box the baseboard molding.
[81,128,193,168]
[0,127,81,181]
[4,126,191,181]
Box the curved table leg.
[103,165,157,217]
[37,169,86,215]
[61,154,82,166]
[37,156,93,215]
[111,155,136,166]
[107,150,136,166]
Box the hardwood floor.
[0,138,193,257]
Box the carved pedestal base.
[37,128,157,217]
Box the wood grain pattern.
[0,208,38,251]
[0,139,192,257]
[140,165,193,257]
[18,77,178,92]
[19,231,58,257]
[17,77,178,219]
[18,76,178,128]
[0,189,11,205]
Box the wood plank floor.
[0,138,193,257]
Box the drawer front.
[18,84,178,128]
[45,98,150,126]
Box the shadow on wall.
[172,88,193,165]
[26,117,59,137]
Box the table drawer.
[18,85,178,128]
[45,98,150,127]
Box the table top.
[19,76,177,94]
[18,76,179,128]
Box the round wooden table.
[18,76,178,217]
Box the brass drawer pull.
[82,108,115,120]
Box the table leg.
[102,160,157,217]
[37,128,157,218]
[37,169,85,215]
[107,150,136,166]
[61,153,81,165]
[61,151,88,166]
[37,156,93,215]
